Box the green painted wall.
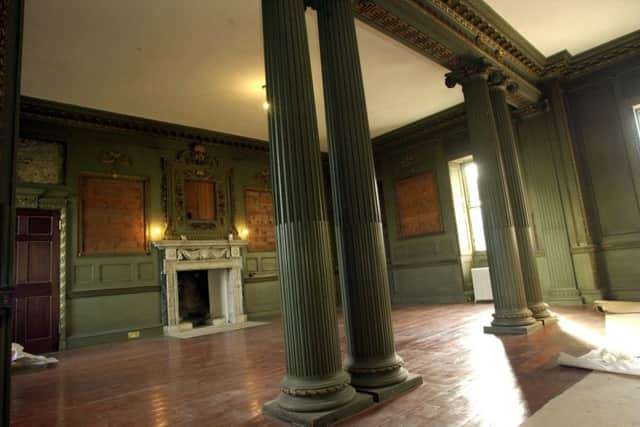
[514,111,583,304]
[565,57,640,300]
[18,109,279,348]
[374,123,468,304]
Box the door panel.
[13,209,60,354]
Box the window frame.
[460,160,487,253]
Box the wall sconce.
[239,227,250,240]
[150,223,166,241]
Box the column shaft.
[449,67,538,333]
[261,0,355,413]
[0,0,23,424]
[316,0,418,392]
[489,85,552,319]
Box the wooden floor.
[11,304,602,427]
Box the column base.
[356,372,423,402]
[529,302,554,321]
[263,392,373,427]
[484,321,543,335]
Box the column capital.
[487,70,519,94]
[444,58,493,88]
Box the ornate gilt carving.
[424,0,545,76]
[99,150,131,176]
[163,143,232,239]
[177,247,230,261]
[444,58,493,88]
[355,0,458,68]
[256,168,271,187]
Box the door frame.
[15,192,68,350]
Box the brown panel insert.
[245,189,276,252]
[80,175,146,255]
[185,180,216,221]
[394,171,443,238]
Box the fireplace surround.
[153,239,248,335]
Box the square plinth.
[540,315,559,326]
[263,392,373,427]
[484,321,543,336]
[356,372,423,402]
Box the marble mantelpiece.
[153,239,248,335]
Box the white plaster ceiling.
[485,0,640,56]
[21,0,463,149]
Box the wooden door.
[13,209,60,354]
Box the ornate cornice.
[355,0,541,105]
[513,99,550,120]
[355,0,459,68]
[418,0,545,78]
[544,30,640,81]
[356,1,640,89]
[20,96,270,152]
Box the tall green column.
[488,72,554,322]
[261,1,372,424]
[0,0,23,424]
[315,0,421,401]
[446,60,540,335]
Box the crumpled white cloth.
[558,348,640,376]
[11,343,58,367]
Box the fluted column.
[445,60,539,334]
[0,1,23,424]
[488,73,553,321]
[315,0,421,400]
[261,0,372,423]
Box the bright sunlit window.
[461,161,487,252]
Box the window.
[448,156,487,255]
[461,161,486,252]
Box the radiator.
[471,267,493,302]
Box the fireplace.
[153,239,248,335]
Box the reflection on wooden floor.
[11,304,601,426]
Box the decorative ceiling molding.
[356,1,640,101]
[354,0,542,106]
[415,0,545,78]
[354,1,460,69]
[543,30,640,81]
[20,96,270,152]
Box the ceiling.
[486,0,640,56]
[20,1,640,149]
[20,0,462,150]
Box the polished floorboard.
[11,304,601,426]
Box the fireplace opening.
[178,270,211,327]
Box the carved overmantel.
[162,142,234,240]
[153,239,248,335]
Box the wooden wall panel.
[185,180,216,221]
[394,171,443,238]
[244,189,275,252]
[570,83,640,237]
[80,176,146,255]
